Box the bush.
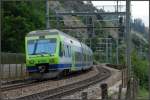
[131,50,149,89]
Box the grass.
[137,87,149,100]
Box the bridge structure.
[0,0,150,100]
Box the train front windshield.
[27,38,57,55]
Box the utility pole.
[125,0,132,99]
[116,0,119,64]
[116,0,119,65]
[56,14,60,29]
[116,0,118,12]
[126,0,131,80]
[148,1,150,100]
[0,0,2,99]
[110,42,112,64]
[106,38,109,63]
[116,39,119,64]
[46,0,50,29]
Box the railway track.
[1,80,41,91]
[13,65,111,100]
[1,68,92,92]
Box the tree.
[2,1,46,53]
[132,18,146,35]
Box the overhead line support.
[46,0,50,29]
[59,26,122,29]
[126,0,131,80]
[56,12,126,16]
[125,0,132,99]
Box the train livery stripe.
[27,63,86,72]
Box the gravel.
[2,66,98,99]
[61,64,122,99]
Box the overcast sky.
[92,1,149,27]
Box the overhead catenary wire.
[55,11,126,16]
[49,19,119,22]
[55,26,122,29]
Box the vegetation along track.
[14,65,111,100]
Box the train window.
[67,46,71,57]
[84,52,86,60]
[77,52,79,61]
[63,45,65,57]
[59,42,63,57]
[84,54,86,61]
[75,51,81,62]
[68,46,70,57]
[67,45,68,57]
[70,46,71,57]
[90,55,91,61]
[63,44,65,57]
[67,45,69,57]
[64,45,67,57]
[69,46,70,57]
[80,52,82,61]
[67,46,69,57]
[87,55,89,61]
[76,52,78,61]
[87,54,89,62]
[64,44,68,57]
[79,52,81,61]
[70,46,72,57]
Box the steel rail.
[2,67,94,92]
[1,80,37,91]
[1,70,90,91]
[43,67,110,99]
[14,65,111,100]
[1,67,94,91]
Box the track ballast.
[14,65,111,100]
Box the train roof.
[27,29,92,53]
[27,29,78,41]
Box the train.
[25,29,93,79]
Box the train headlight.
[49,58,55,63]
[29,60,34,64]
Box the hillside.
[49,1,148,52]
[2,0,148,55]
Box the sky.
[92,1,149,27]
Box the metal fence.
[1,52,25,64]
[1,52,28,81]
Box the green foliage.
[2,1,46,53]
[138,87,149,99]
[94,22,105,37]
[131,50,149,89]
